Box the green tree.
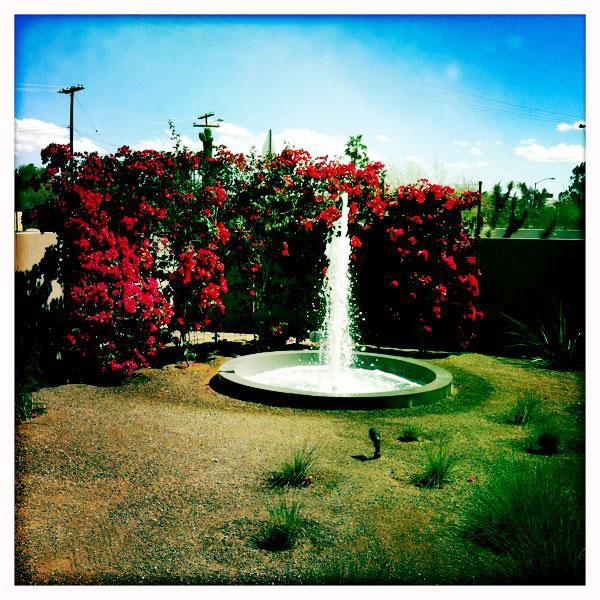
[344,134,369,168]
[558,162,585,230]
[15,164,52,212]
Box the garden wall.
[219,236,585,353]
[475,237,585,353]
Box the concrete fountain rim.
[217,350,453,409]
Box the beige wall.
[15,231,57,272]
[15,230,63,302]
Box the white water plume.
[318,192,355,387]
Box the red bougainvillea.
[25,140,482,378]
[27,143,231,377]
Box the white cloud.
[557,121,585,132]
[133,130,202,152]
[475,160,490,168]
[274,128,348,159]
[453,140,469,148]
[375,134,389,144]
[495,140,503,145]
[214,122,264,154]
[518,138,537,145]
[446,161,469,169]
[212,122,352,160]
[469,146,482,156]
[133,122,263,155]
[514,141,585,163]
[15,118,105,156]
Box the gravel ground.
[15,352,584,584]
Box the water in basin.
[246,365,418,394]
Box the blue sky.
[14,14,585,196]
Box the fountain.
[218,192,452,409]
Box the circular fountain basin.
[218,350,452,409]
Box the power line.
[15,88,58,94]
[75,95,114,149]
[15,82,63,88]
[73,127,120,148]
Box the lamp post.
[534,177,555,208]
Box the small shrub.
[270,445,317,489]
[412,441,458,488]
[502,304,582,370]
[506,393,540,425]
[15,385,33,422]
[462,458,584,584]
[257,495,304,551]
[397,424,420,442]
[526,421,561,455]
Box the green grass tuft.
[412,440,458,488]
[526,420,561,455]
[505,393,540,425]
[257,495,304,551]
[270,445,317,489]
[397,424,420,442]
[462,458,584,584]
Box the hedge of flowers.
[24,141,482,378]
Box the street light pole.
[534,177,555,207]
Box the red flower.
[281,242,289,256]
[442,254,457,271]
[351,235,362,249]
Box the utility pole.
[193,112,223,343]
[58,85,85,155]
[475,180,483,272]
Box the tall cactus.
[199,127,214,158]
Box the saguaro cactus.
[199,127,214,158]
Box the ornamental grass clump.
[525,420,561,455]
[505,393,540,426]
[462,458,584,584]
[257,495,304,551]
[397,424,420,442]
[270,445,317,489]
[412,440,458,488]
